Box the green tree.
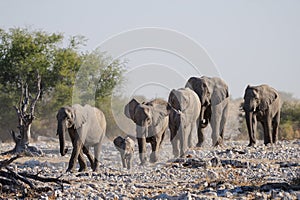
[0,27,126,142]
[0,28,84,141]
[280,101,300,140]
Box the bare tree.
[3,72,43,156]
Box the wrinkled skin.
[167,88,201,157]
[113,136,135,169]
[185,76,229,147]
[243,85,281,146]
[56,104,106,172]
[124,98,168,165]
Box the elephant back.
[83,105,106,143]
[168,88,201,123]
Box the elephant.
[113,136,135,169]
[124,98,169,165]
[56,104,106,172]
[167,88,201,157]
[243,84,281,146]
[185,76,229,147]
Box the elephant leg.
[252,117,257,145]
[67,139,83,172]
[126,155,133,170]
[93,143,102,171]
[219,102,229,145]
[137,137,147,165]
[82,145,94,169]
[121,155,127,168]
[272,112,280,144]
[171,138,180,158]
[150,136,160,163]
[180,125,191,157]
[189,122,197,148]
[211,106,222,147]
[263,118,272,145]
[159,130,166,148]
[78,149,88,172]
[196,123,205,147]
[170,127,180,157]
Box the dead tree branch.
[0,156,71,196]
[0,155,21,169]
[19,172,71,185]
[5,167,35,189]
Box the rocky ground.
[0,138,299,199]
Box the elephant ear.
[179,90,190,112]
[259,86,278,111]
[210,78,229,106]
[149,99,169,127]
[168,89,180,110]
[73,104,87,129]
[124,98,139,122]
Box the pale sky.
[1,0,300,99]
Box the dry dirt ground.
[0,137,299,199]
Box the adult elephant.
[185,76,229,147]
[243,85,281,146]
[56,104,106,172]
[167,88,201,157]
[124,98,168,165]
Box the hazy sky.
[1,0,300,99]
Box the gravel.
[0,139,299,199]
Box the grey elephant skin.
[185,76,229,147]
[167,88,201,157]
[113,136,135,169]
[243,85,281,146]
[56,104,106,172]
[124,98,169,165]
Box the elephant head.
[185,77,211,106]
[185,76,228,127]
[56,105,87,156]
[243,85,278,113]
[124,98,154,137]
[113,136,126,151]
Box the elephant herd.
[56,76,281,172]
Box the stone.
[207,170,219,181]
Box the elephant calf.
[113,136,135,170]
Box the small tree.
[8,72,42,155]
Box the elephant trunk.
[136,125,148,165]
[57,121,68,156]
[245,111,255,145]
[199,107,208,128]
[178,115,186,157]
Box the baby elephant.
[113,136,135,169]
